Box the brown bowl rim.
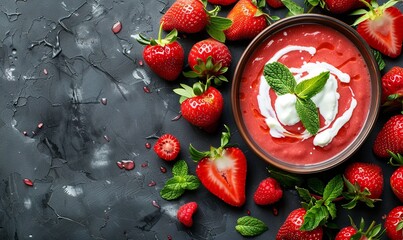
[231,14,381,174]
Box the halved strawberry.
[153,134,181,161]
[189,125,247,207]
[352,0,403,58]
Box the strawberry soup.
[236,22,374,168]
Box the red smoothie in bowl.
[232,15,380,173]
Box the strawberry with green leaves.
[161,0,232,42]
[387,152,403,203]
[225,0,278,41]
[276,208,324,240]
[381,67,403,108]
[136,26,184,81]
[342,162,383,209]
[174,81,223,132]
[385,206,403,240]
[335,217,384,240]
[352,0,403,58]
[184,38,231,85]
[373,115,403,158]
[189,126,247,207]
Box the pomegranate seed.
[141,161,148,168]
[246,209,251,215]
[112,21,122,34]
[37,122,44,129]
[23,178,34,186]
[43,68,48,75]
[167,235,172,240]
[145,142,151,149]
[117,160,135,170]
[160,166,167,173]
[116,161,124,169]
[138,60,143,66]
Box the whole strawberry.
[353,0,403,58]
[335,217,383,240]
[174,81,223,132]
[153,134,181,161]
[208,0,238,5]
[389,152,403,203]
[225,0,276,41]
[190,126,247,207]
[373,115,403,158]
[323,0,370,14]
[276,208,323,240]
[266,0,284,8]
[185,38,232,85]
[253,177,283,205]
[385,206,403,240]
[136,27,184,81]
[161,0,232,42]
[343,162,383,209]
[177,202,198,227]
[381,67,403,105]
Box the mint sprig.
[264,62,330,135]
[160,160,200,200]
[297,175,344,231]
[235,216,268,237]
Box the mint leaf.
[307,177,325,195]
[264,62,296,95]
[296,187,313,203]
[183,175,200,190]
[326,202,337,219]
[282,0,305,16]
[295,71,329,99]
[267,166,304,188]
[323,175,343,204]
[296,98,319,135]
[172,160,188,176]
[235,216,268,237]
[301,203,328,231]
[372,49,385,71]
[160,177,187,200]
[160,161,200,200]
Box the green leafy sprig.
[296,175,344,231]
[264,62,330,135]
[160,160,200,200]
[235,216,268,237]
[341,175,381,209]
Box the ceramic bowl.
[231,14,381,174]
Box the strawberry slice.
[352,0,403,58]
[189,125,247,207]
[154,134,181,161]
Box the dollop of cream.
[257,45,357,147]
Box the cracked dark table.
[0,0,402,239]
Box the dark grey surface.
[0,0,402,239]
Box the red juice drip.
[37,122,44,129]
[103,135,110,142]
[148,180,156,187]
[23,178,33,186]
[117,160,135,170]
[112,21,122,34]
[152,200,160,208]
[101,98,107,105]
[138,60,143,66]
[143,86,150,93]
[246,209,251,215]
[272,207,279,216]
[160,166,167,173]
[141,161,149,168]
[145,142,151,149]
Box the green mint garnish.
[372,49,385,71]
[297,175,344,231]
[160,160,200,200]
[264,62,330,135]
[235,216,268,237]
